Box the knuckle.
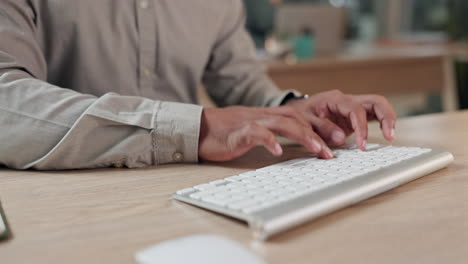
[272,115,286,124]
[242,134,253,146]
[372,95,387,104]
[352,103,366,115]
[241,124,261,142]
[329,89,343,97]
[341,94,353,103]
[245,122,261,131]
[318,101,329,111]
[242,129,260,146]
[227,137,240,151]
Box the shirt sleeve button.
[173,152,184,162]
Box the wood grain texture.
[1,111,467,264]
[269,56,445,96]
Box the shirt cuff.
[153,101,203,164]
[267,90,303,107]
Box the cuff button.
[173,152,184,162]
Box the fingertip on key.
[324,147,335,159]
[390,128,396,140]
[274,143,283,156]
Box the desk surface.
[1,111,467,264]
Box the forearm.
[0,70,202,170]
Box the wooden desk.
[1,111,467,264]
[268,45,461,112]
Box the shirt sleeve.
[0,1,202,170]
[202,0,293,108]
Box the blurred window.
[401,0,449,34]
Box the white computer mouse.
[135,235,268,264]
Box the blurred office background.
[242,0,468,116]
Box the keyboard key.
[193,184,217,191]
[202,196,230,207]
[176,188,196,195]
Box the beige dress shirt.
[0,0,289,170]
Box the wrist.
[281,93,309,106]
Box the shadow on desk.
[208,145,316,171]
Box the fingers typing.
[356,95,397,141]
[257,114,334,159]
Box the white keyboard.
[174,144,453,240]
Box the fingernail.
[324,147,334,159]
[309,138,322,153]
[331,130,345,144]
[390,128,395,139]
[362,139,367,150]
[274,143,283,155]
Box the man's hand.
[198,106,335,162]
[285,90,397,150]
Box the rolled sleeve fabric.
[20,93,202,170]
[153,102,203,165]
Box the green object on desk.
[293,35,315,60]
